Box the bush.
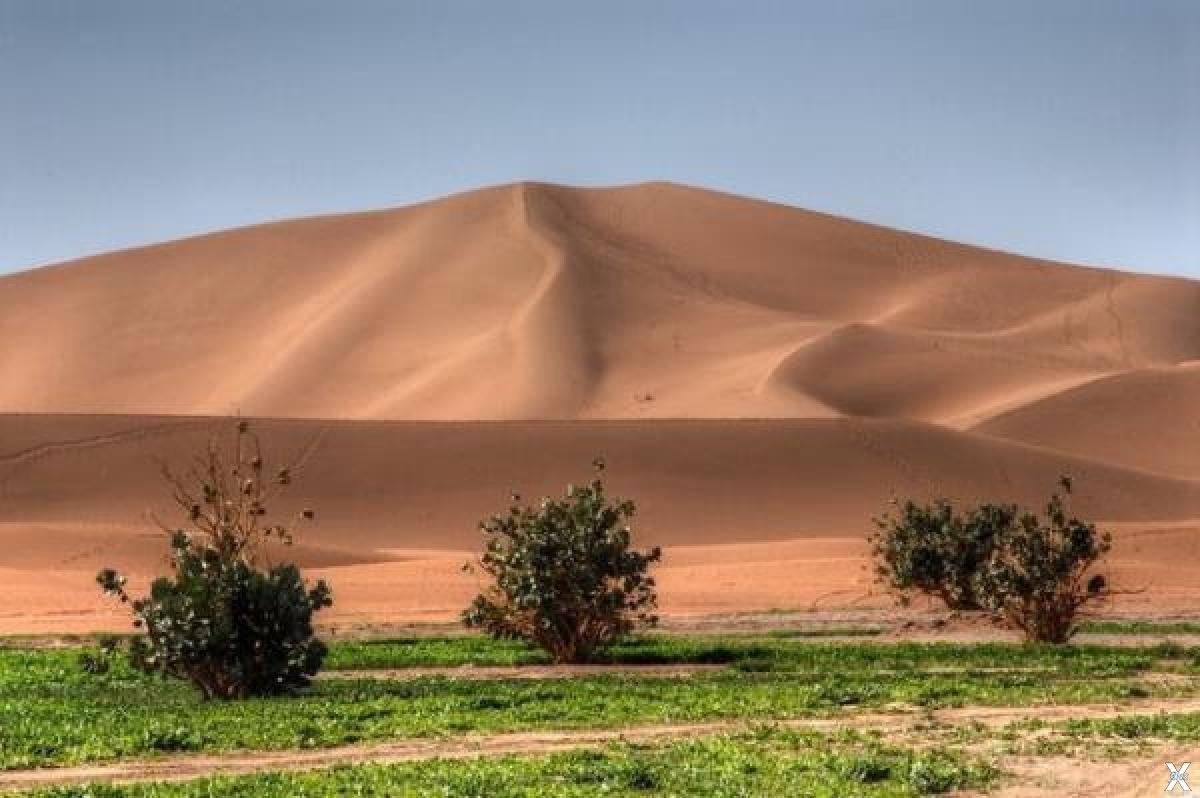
[977,477,1112,644]
[97,421,332,699]
[462,459,662,664]
[77,635,122,675]
[870,499,1014,610]
[871,477,1111,643]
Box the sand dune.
[0,181,1196,631]
[1,182,1196,425]
[975,363,1200,479]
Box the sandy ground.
[0,182,1196,632]
[984,747,1200,797]
[0,415,1196,633]
[5,532,1200,635]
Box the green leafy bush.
[462,459,662,663]
[977,477,1112,644]
[98,422,332,699]
[870,499,1014,609]
[871,477,1111,643]
[77,635,122,675]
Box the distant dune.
[0,182,1196,631]
[2,182,1196,423]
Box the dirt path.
[971,744,1200,797]
[321,663,726,680]
[6,699,1200,791]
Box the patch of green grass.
[18,729,995,797]
[326,635,550,668]
[326,634,818,669]
[326,634,1190,672]
[0,641,1192,770]
[1061,711,1200,742]
[763,626,886,639]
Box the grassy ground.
[8,617,1200,651]
[324,633,1186,670]
[16,728,994,798]
[18,708,1200,798]
[0,637,1195,771]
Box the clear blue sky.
[2,0,1197,278]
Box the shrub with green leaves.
[463,459,662,664]
[977,476,1112,644]
[870,498,1014,610]
[871,477,1111,643]
[97,422,332,699]
[77,634,122,675]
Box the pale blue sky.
[1,1,1197,277]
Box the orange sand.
[0,182,1196,632]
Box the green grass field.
[0,636,1195,772]
[16,728,995,798]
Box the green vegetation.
[764,625,886,639]
[1,639,1193,770]
[872,477,1111,642]
[977,477,1112,644]
[871,497,1010,610]
[327,635,550,668]
[97,422,332,699]
[325,633,1187,672]
[464,460,661,663]
[18,729,993,797]
[1061,711,1200,743]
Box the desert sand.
[0,182,1196,632]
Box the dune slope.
[974,363,1200,479]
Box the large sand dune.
[0,182,1196,631]
[2,182,1196,423]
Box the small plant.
[977,476,1111,644]
[97,421,332,699]
[462,459,662,664]
[908,753,968,794]
[870,499,1014,610]
[843,753,891,784]
[77,635,122,675]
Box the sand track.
[5,699,1200,791]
